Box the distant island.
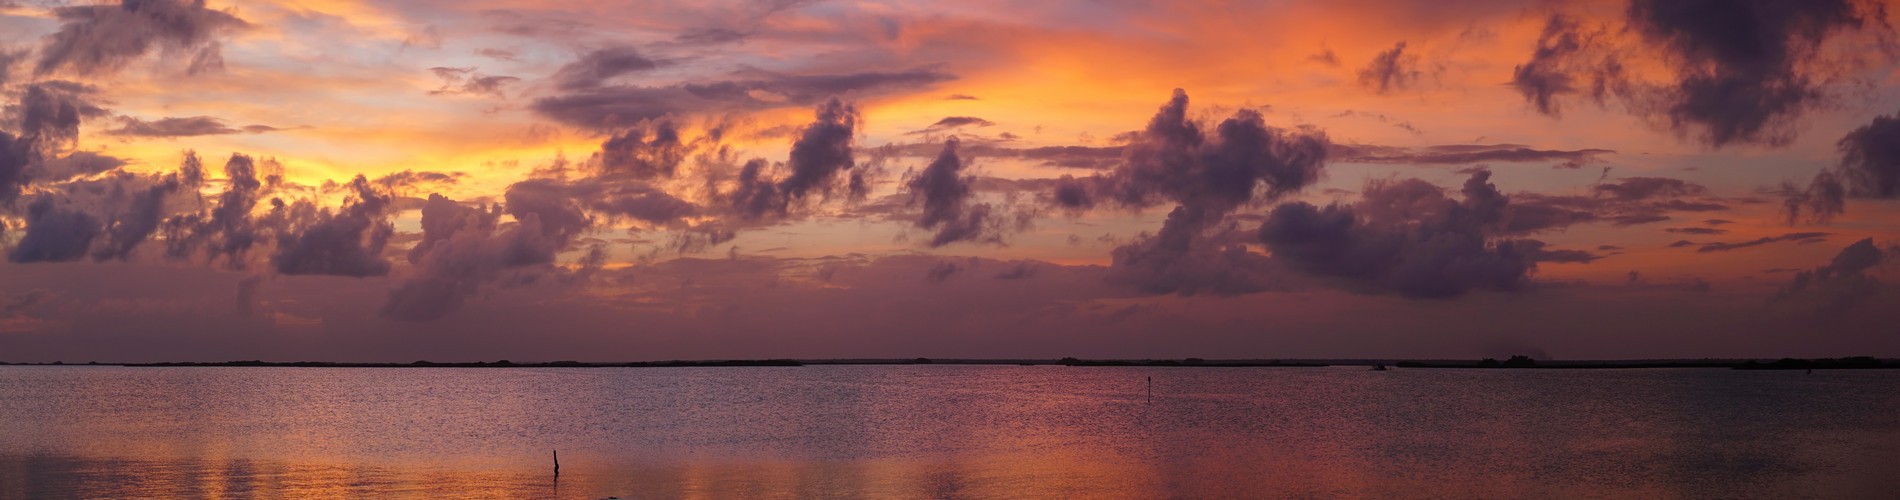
[0,356,1895,369]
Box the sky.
[0,0,1898,362]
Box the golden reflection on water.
[2,366,1899,498]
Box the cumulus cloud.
[903,138,1004,247]
[162,153,264,268]
[1259,170,1542,298]
[780,97,863,202]
[7,198,99,263]
[383,181,598,321]
[1771,237,1894,314]
[91,174,182,261]
[270,176,395,277]
[594,120,689,180]
[1049,90,1328,295]
[35,0,248,77]
[12,82,102,156]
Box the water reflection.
[1,366,1897,497]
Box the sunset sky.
[1,0,1897,362]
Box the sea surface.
[1,365,1896,498]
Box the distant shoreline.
[1,357,1895,370]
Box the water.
[1,365,1895,498]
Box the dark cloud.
[924,260,960,283]
[1697,232,1832,253]
[532,68,952,129]
[1777,110,1900,224]
[383,177,608,320]
[728,158,786,221]
[104,116,275,137]
[548,177,697,227]
[993,261,1037,280]
[1259,170,1540,298]
[34,151,125,182]
[780,97,861,202]
[372,170,462,192]
[682,68,955,109]
[1513,3,1893,148]
[0,132,28,203]
[903,138,1002,247]
[1625,0,1881,147]
[594,120,688,179]
[35,0,248,77]
[1487,176,1733,235]
[7,198,99,263]
[1771,237,1893,314]
[427,67,519,98]
[91,173,182,261]
[1604,213,1668,226]
[945,94,979,100]
[885,142,1125,170]
[13,82,101,156]
[719,100,885,221]
[1337,143,1612,169]
[1835,111,1900,198]
[1666,227,1727,235]
[270,176,395,277]
[1088,89,1329,212]
[1522,240,1603,264]
[0,48,26,86]
[1594,176,1705,200]
[552,46,662,90]
[1357,42,1422,94]
[907,116,995,135]
[1065,90,1329,295]
[1511,14,1624,117]
[529,85,691,130]
[162,154,263,268]
[1109,204,1281,295]
[383,195,504,321]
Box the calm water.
[1,365,1896,498]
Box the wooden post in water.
[1147,376,1152,403]
[554,449,560,478]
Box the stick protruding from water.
[554,449,560,477]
